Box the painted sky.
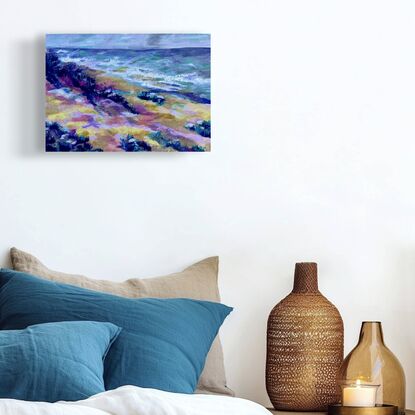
[46,34,210,50]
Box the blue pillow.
[0,321,121,402]
[0,269,232,394]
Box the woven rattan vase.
[266,262,344,411]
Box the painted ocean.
[45,34,211,152]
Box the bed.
[0,386,269,415]
[0,249,267,414]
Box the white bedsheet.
[0,386,270,415]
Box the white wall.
[1,0,414,408]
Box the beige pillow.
[10,247,233,396]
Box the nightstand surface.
[267,410,415,415]
[267,411,325,415]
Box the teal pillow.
[0,321,121,402]
[0,269,232,394]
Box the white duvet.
[0,386,270,415]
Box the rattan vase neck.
[292,262,319,293]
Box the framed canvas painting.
[45,34,211,152]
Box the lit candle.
[342,380,378,407]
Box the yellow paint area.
[107,126,151,138]
[66,121,88,130]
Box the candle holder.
[328,381,396,415]
[328,321,404,415]
[340,381,379,407]
[328,404,398,415]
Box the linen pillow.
[0,269,233,395]
[10,247,231,396]
[0,321,121,402]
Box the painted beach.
[45,34,211,152]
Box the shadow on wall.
[11,35,45,156]
[0,250,11,269]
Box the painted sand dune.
[45,34,211,152]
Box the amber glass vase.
[266,262,344,411]
[338,322,406,414]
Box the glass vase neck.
[358,321,385,345]
[292,262,319,293]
